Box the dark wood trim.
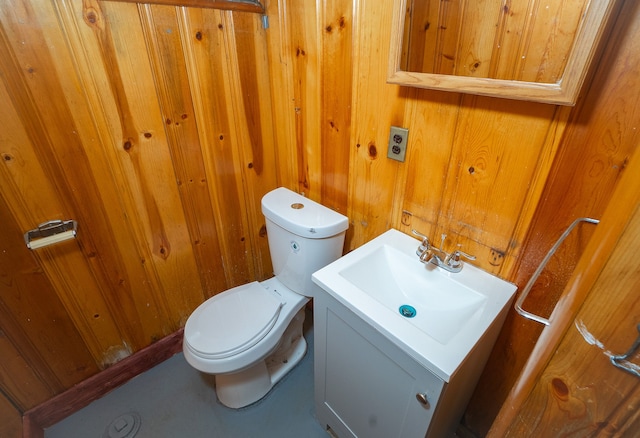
[103,0,265,13]
[22,329,184,438]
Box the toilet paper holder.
[24,219,78,250]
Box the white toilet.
[183,187,348,408]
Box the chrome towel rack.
[515,217,599,326]
[611,323,640,378]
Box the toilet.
[183,187,348,408]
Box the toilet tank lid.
[261,187,348,239]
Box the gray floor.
[46,310,328,438]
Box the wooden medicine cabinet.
[388,0,618,105]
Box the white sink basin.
[339,244,487,344]
[312,229,517,381]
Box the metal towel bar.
[514,217,599,325]
[611,323,640,378]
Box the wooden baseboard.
[22,328,184,438]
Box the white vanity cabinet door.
[314,291,445,438]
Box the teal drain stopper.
[399,305,416,318]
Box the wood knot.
[368,142,377,159]
[195,31,203,41]
[83,7,104,29]
[158,244,170,260]
[551,378,569,400]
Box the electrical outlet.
[387,126,409,162]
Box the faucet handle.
[411,229,428,241]
[454,248,475,261]
[411,229,431,255]
[444,246,476,270]
[411,229,430,246]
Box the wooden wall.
[1,0,638,436]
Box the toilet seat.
[184,282,283,360]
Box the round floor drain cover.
[103,412,141,438]
[399,305,416,318]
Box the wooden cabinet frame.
[105,0,264,13]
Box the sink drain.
[399,305,416,318]
[103,412,141,438]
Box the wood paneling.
[465,0,640,432]
[0,394,21,438]
[0,0,278,421]
[0,1,638,437]
[488,144,640,436]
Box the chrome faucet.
[411,229,475,273]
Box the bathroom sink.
[312,229,517,381]
[339,244,486,344]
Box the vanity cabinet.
[314,290,463,438]
[312,229,516,437]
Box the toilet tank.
[261,188,348,297]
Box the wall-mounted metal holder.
[611,323,640,378]
[24,219,78,250]
[515,217,600,326]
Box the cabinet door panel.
[315,293,444,438]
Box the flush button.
[291,203,304,209]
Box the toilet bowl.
[183,187,348,408]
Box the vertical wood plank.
[404,0,441,73]
[435,0,464,75]
[290,1,322,197]
[456,0,502,77]
[320,0,352,214]
[0,330,53,410]
[222,11,278,279]
[0,393,22,438]
[264,0,299,191]
[181,7,258,287]
[517,0,588,83]
[137,4,227,300]
[395,88,462,243]
[348,0,406,247]
[489,0,532,79]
